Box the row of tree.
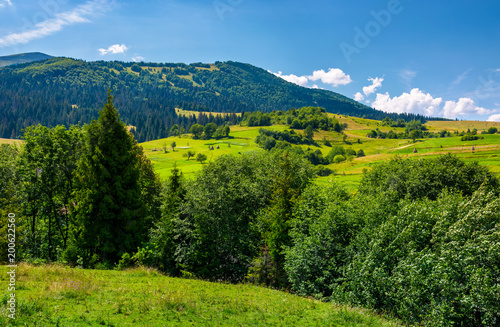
[1,95,498,325]
[0,91,163,265]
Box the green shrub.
[333,155,346,163]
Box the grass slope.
[142,114,500,191]
[0,264,400,327]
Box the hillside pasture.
[141,116,500,189]
[0,264,401,327]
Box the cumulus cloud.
[308,68,352,87]
[272,71,309,87]
[132,56,144,62]
[362,77,384,96]
[372,88,443,116]
[372,88,491,119]
[98,44,128,55]
[354,92,364,102]
[487,114,500,122]
[442,98,490,118]
[0,0,111,47]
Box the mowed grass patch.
[140,119,500,189]
[0,138,22,145]
[425,119,500,132]
[142,125,288,180]
[0,264,401,327]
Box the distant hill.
[0,56,442,141]
[0,52,53,67]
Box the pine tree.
[71,90,146,265]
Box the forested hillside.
[0,56,441,142]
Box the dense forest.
[1,95,499,326]
[0,56,446,142]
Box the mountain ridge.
[0,55,444,142]
[0,52,53,67]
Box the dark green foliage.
[484,126,498,134]
[257,152,314,287]
[130,64,141,73]
[304,125,314,139]
[243,111,272,126]
[174,153,276,282]
[189,124,204,139]
[255,128,307,149]
[326,145,345,162]
[0,144,21,264]
[358,154,499,201]
[461,133,484,141]
[196,153,207,164]
[339,189,500,326]
[285,183,354,298]
[315,165,334,176]
[203,122,217,139]
[135,164,183,275]
[18,125,84,261]
[0,58,441,141]
[71,91,147,265]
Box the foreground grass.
[0,264,400,327]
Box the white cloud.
[354,92,364,102]
[443,98,490,118]
[308,68,352,87]
[362,77,384,96]
[0,0,12,8]
[132,56,144,62]
[487,114,500,122]
[372,88,443,116]
[272,71,309,87]
[98,44,128,55]
[0,0,111,47]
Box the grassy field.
[142,115,500,191]
[0,264,400,327]
[0,138,22,145]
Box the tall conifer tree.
[72,90,145,265]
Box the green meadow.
[0,264,400,327]
[141,114,500,191]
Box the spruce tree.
[72,90,145,265]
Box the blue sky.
[1,0,500,121]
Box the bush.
[358,154,499,201]
[117,253,133,270]
[333,155,345,163]
[461,133,484,141]
[337,189,500,326]
[315,165,334,176]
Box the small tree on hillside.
[189,124,204,139]
[171,141,176,151]
[183,150,196,160]
[196,153,207,164]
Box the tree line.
[1,96,498,326]
[0,57,446,142]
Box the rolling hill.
[139,112,500,189]
[0,52,53,67]
[0,54,440,142]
